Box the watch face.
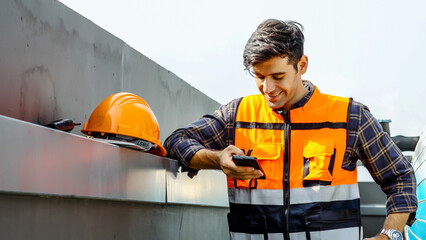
[390,230,403,240]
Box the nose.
[263,78,275,94]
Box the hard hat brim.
[149,144,167,157]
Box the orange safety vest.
[227,87,362,240]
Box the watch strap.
[380,229,402,240]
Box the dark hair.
[243,19,305,71]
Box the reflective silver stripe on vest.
[290,227,363,240]
[230,232,284,240]
[230,227,363,240]
[290,183,360,205]
[228,188,284,205]
[228,184,360,205]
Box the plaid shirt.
[164,80,417,224]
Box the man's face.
[251,56,308,110]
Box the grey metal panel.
[0,0,220,143]
[0,0,228,238]
[0,115,167,203]
[0,114,230,207]
[0,193,230,240]
[167,167,229,207]
[357,166,387,236]
[120,45,220,142]
[360,204,386,216]
[357,166,387,216]
[357,165,376,182]
[412,127,426,185]
[361,215,386,238]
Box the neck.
[283,82,309,111]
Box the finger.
[223,161,254,173]
[228,171,263,180]
[225,162,261,174]
[224,166,264,179]
[225,165,254,174]
[225,145,245,156]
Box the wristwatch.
[380,229,403,240]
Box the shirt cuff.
[179,147,204,178]
[174,142,205,178]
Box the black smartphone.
[232,155,266,179]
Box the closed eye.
[250,70,285,80]
[272,73,285,80]
[251,71,265,80]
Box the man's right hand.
[189,145,264,180]
[218,145,264,180]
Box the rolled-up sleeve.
[164,98,241,177]
[353,104,417,225]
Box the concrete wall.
[0,193,229,240]
[0,0,220,142]
[0,1,228,239]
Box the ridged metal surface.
[407,127,426,240]
[0,115,168,203]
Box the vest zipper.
[281,111,291,240]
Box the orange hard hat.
[81,92,167,157]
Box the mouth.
[265,91,282,102]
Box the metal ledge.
[0,115,229,207]
[360,204,387,216]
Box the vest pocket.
[302,139,336,187]
[230,143,282,189]
[250,143,281,179]
[227,212,269,239]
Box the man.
[164,19,417,240]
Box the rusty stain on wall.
[20,66,57,125]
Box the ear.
[298,55,308,74]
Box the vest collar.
[271,80,317,117]
[292,80,315,109]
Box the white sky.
[59,0,426,136]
